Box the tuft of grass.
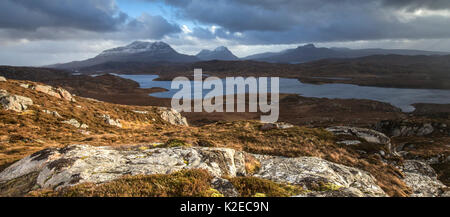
[229,177,304,197]
[244,154,261,175]
[28,169,217,197]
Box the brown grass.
[0,78,414,196]
[28,169,217,197]
[229,177,304,197]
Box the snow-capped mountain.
[97,41,176,57]
[49,41,199,70]
[196,46,239,61]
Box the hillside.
[245,44,450,63]
[49,41,199,70]
[0,76,448,197]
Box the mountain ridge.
[196,46,239,61]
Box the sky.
[1,0,450,66]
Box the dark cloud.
[0,0,180,41]
[153,0,450,44]
[0,0,127,31]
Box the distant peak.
[98,41,173,57]
[214,46,229,52]
[299,44,316,49]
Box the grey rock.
[326,126,396,155]
[211,177,239,197]
[158,107,188,126]
[0,90,33,112]
[0,76,6,82]
[260,122,294,130]
[326,126,390,145]
[417,124,434,136]
[0,145,246,190]
[133,110,149,114]
[42,110,62,118]
[62,119,88,129]
[33,85,76,102]
[400,160,447,197]
[337,140,362,145]
[20,84,30,89]
[101,114,122,128]
[253,155,387,197]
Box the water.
[116,74,450,112]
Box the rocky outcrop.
[260,122,294,131]
[158,107,188,126]
[32,84,76,102]
[375,120,447,137]
[326,126,395,155]
[62,119,88,129]
[0,145,388,197]
[3,144,447,197]
[254,155,387,197]
[100,114,122,128]
[0,89,33,112]
[399,160,448,197]
[0,145,246,191]
[326,126,390,145]
[0,76,6,82]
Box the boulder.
[326,126,395,155]
[0,76,6,82]
[260,122,294,131]
[158,107,189,126]
[253,155,387,197]
[326,126,390,145]
[0,145,247,191]
[19,84,30,89]
[0,90,33,112]
[400,160,447,197]
[33,85,76,102]
[375,120,437,137]
[62,119,88,129]
[42,110,62,118]
[101,114,122,128]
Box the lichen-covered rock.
[100,114,122,128]
[211,177,239,197]
[33,85,75,102]
[375,120,439,137]
[400,160,447,197]
[158,107,188,126]
[0,76,7,82]
[326,126,395,155]
[0,90,33,112]
[260,122,294,131]
[62,119,88,129]
[326,126,390,145]
[57,87,76,102]
[0,145,246,191]
[253,155,387,197]
[19,83,30,89]
[42,110,62,118]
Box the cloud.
[151,0,450,44]
[0,0,180,42]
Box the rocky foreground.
[0,76,448,197]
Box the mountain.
[49,41,199,70]
[196,46,239,61]
[244,44,450,63]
